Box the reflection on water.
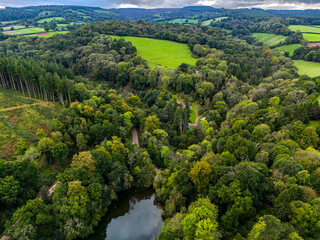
[87,188,163,240]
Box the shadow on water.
[86,188,164,240]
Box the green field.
[202,19,214,26]
[302,33,320,42]
[0,89,59,159]
[167,18,198,24]
[293,60,320,77]
[38,11,53,17]
[252,33,287,46]
[214,17,228,22]
[289,25,320,34]
[94,9,110,14]
[108,36,197,68]
[27,31,69,38]
[202,17,229,26]
[5,27,45,35]
[276,44,301,57]
[37,17,65,23]
[3,25,25,31]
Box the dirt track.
[132,127,139,147]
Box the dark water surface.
[87,188,164,240]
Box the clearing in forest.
[302,33,320,42]
[289,25,320,34]
[0,89,59,159]
[252,33,287,46]
[276,44,301,57]
[293,60,320,77]
[37,17,65,23]
[108,36,197,68]
[28,31,69,38]
[167,18,199,24]
[94,9,111,14]
[5,27,45,35]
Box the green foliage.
[0,176,20,205]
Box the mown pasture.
[252,33,287,46]
[108,35,197,68]
[289,25,320,34]
[167,18,199,24]
[276,44,301,57]
[94,9,111,14]
[293,60,320,77]
[302,33,320,42]
[5,27,45,35]
[37,17,65,23]
[27,31,69,38]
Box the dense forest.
[0,5,320,240]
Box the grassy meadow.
[37,17,65,23]
[302,33,320,42]
[201,17,229,26]
[289,25,320,34]
[167,18,198,24]
[202,19,214,26]
[252,33,287,46]
[214,17,228,22]
[293,60,320,77]
[108,36,197,68]
[94,9,110,14]
[38,11,53,17]
[5,27,45,35]
[3,25,25,31]
[276,44,301,56]
[27,31,69,38]
[0,89,59,159]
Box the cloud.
[1,0,320,10]
[114,0,320,9]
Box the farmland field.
[108,36,197,68]
[3,25,25,31]
[289,25,320,34]
[302,33,320,42]
[37,17,65,23]
[202,17,229,26]
[27,31,69,38]
[276,44,301,57]
[0,89,59,159]
[252,33,287,46]
[5,27,45,35]
[293,60,320,77]
[94,9,110,14]
[38,11,53,17]
[167,18,198,24]
[202,19,214,26]
[214,17,228,22]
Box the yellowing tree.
[144,115,161,133]
[71,151,96,176]
[189,160,212,194]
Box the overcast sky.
[1,0,320,10]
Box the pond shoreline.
[85,187,164,240]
